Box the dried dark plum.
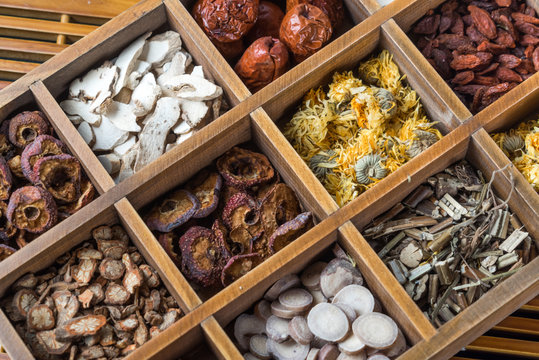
[7,186,58,234]
[146,190,200,232]
[269,212,313,253]
[217,147,275,189]
[185,169,222,218]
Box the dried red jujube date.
[145,189,200,232]
[192,0,259,43]
[185,169,223,218]
[269,212,312,253]
[7,186,58,234]
[33,154,82,203]
[217,147,275,189]
[0,156,13,201]
[210,37,245,61]
[21,135,66,184]
[179,226,223,286]
[286,0,344,29]
[279,4,332,63]
[8,111,51,148]
[235,36,290,92]
[246,1,285,44]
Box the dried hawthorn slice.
[260,183,301,237]
[146,189,200,232]
[158,232,181,265]
[21,135,66,184]
[223,192,260,230]
[217,147,275,189]
[33,154,82,203]
[269,212,313,253]
[192,0,259,43]
[104,283,130,305]
[185,169,223,218]
[7,185,57,234]
[0,201,17,239]
[246,1,285,43]
[12,289,37,317]
[0,157,12,201]
[57,178,94,214]
[229,226,256,254]
[280,4,332,63]
[8,155,24,180]
[55,315,106,340]
[179,226,222,286]
[212,219,233,260]
[27,304,56,331]
[36,330,71,355]
[8,111,51,148]
[221,252,261,286]
[71,259,98,284]
[99,258,125,280]
[122,253,144,294]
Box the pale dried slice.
[366,355,389,360]
[78,289,94,308]
[178,99,209,128]
[115,314,139,331]
[172,120,191,135]
[134,97,181,172]
[135,313,149,346]
[264,274,301,301]
[162,74,223,101]
[61,99,101,126]
[98,259,125,281]
[27,304,55,331]
[384,329,406,358]
[300,261,327,291]
[338,333,365,355]
[92,114,129,151]
[122,253,143,294]
[254,300,272,321]
[278,288,313,312]
[103,101,140,132]
[266,315,290,342]
[36,329,71,355]
[337,352,367,360]
[12,289,37,317]
[271,300,304,319]
[53,292,79,326]
[159,308,181,331]
[320,259,363,299]
[69,61,118,101]
[157,51,192,86]
[72,259,98,284]
[191,65,204,78]
[140,31,182,67]
[334,303,357,323]
[307,348,320,360]
[131,72,162,117]
[332,285,374,318]
[352,313,398,350]
[104,283,130,305]
[309,289,328,305]
[116,142,138,183]
[78,121,95,146]
[307,303,349,342]
[126,60,151,90]
[140,264,160,288]
[288,316,313,345]
[244,353,260,360]
[113,32,151,95]
[55,315,106,340]
[319,344,340,360]
[13,273,38,290]
[77,247,102,260]
[234,314,266,351]
[98,239,128,259]
[249,334,271,360]
[113,135,136,157]
[87,283,105,305]
[267,338,310,360]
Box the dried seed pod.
[269,212,313,253]
[27,304,56,331]
[192,0,259,43]
[221,253,261,286]
[354,154,387,184]
[309,149,337,180]
[0,157,13,201]
[12,289,38,317]
[122,253,144,294]
[145,189,200,232]
[179,226,223,286]
[71,259,98,284]
[99,258,125,280]
[7,186,57,234]
[217,147,275,189]
[36,329,71,355]
[140,264,161,288]
[260,183,301,238]
[246,1,285,43]
[33,154,82,203]
[55,315,106,340]
[307,303,349,342]
[185,169,222,218]
[8,111,51,148]
[352,312,398,350]
[320,258,363,298]
[20,135,66,184]
[280,4,332,62]
[104,283,130,305]
[158,232,181,265]
[235,37,290,93]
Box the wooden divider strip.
[0,310,33,360]
[30,80,115,193]
[202,317,243,360]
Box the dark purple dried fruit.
[217,147,275,189]
[146,190,200,232]
[0,156,13,201]
[158,232,181,266]
[57,179,95,217]
[0,201,17,239]
[21,135,67,184]
[0,243,16,261]
[179,226,223,286]
[33,154,82,203]
[221,252,260,286]
[212,219,233,261]
[269,212,313,253]
[222,192,260,230]
[185,169,222,218]
[7,186,58,234]
[260,183,301,237]
[8,111,51,148]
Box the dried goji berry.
[468,5,497,39]
[414,14,441,35]
[450,54,482,70]
[497,54,522,68]
[496,66,523,82]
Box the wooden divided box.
[0,0,537,359]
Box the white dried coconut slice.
[172,120,191,135]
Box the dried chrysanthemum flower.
[525,128,539,158]
[309,149,338,180]
[373,87,397,119]
[502,133,525,154]
[406,130,439,158]
[354,154,387,184]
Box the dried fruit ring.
[21,135,67,184]
[8,111,51,148]
[0,200,17,239]
[222,192,260,230]
[269,212,312,253]
[185,169,223,218]
[217,147,275,189]
[192,0,259,43]
[158,232,181,265]
[145,189,201,232]
[221,252,261,286]
[0,243,16,261]
[179,226,223,286]
[260,183,301,237]
[0,156,13,201]
[7,186,58,234]
[33,154,82,203]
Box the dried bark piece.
[122,253,144,294]
[269,212,313,253]
[0,157,13,201]
[55,315,106,340]
[36,330,71,355]
[8,111,51,148]
[300,261,327,291]
[145,189,200,232]
[21,135,67,184]
[33,154,82,203]
[140,264,160,288]
[279,288,313,312]
[217,147,275,189]
[332,285,374,317]
[267,338,310,360]
[288,316,313,345]
[339,332,366,355]
[7,186,57,234]
[234,314,266,351]
[12,289,38,317]
[352,313,398,350]
[71,259,98,284]
[264,274,301,301]
[307,303,349,342]
[27,304,55,331]
[179,226,223,286]
[320,258,363,298]
[104,283,130,305]
[221,253,261,286]
[185,169,222,218]
[99,258,125,280]
[266,315,290,342]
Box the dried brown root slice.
[122,253,144,294]
[337,352,366,360]
[104,283,130,305]
[307,303,349,342]
[267,338,310,360]
[12,289,38,318]
[338,333,366,355]
[300,261,327,291]
[249,334,271,360]
[140,264,161,288]
[234,314,266,351]
[260,183,301,236]
[320,258,363,299]
[332,285,374,318]
[13,273,38,290]
[271,300,305,319]
[53,292,79,326]
[99,258,125,280]
[159,308,182,331]
[334,303,357,323]
[278,288,313,312]
[254,299,273,321]
[55,315,106,340]
[319,344,340,360]
[115,314,139,331]
[78,289,94,308]
[180,226,223,287]
[269,212,313,253]
[264,274,301,301]
[81,345,105,359]
[217,147,275,189]
[99,324,116,346]
[76,247,102,260]
[71,259,98,284]
[146,189,201,232]
[307,348,320,360]
[221,252,261,287]
[383,329,406,358]
[186,169,223,218]
[93,225,113,240]
[27,304,55,331]
[36,329,71,355]
[266,315,290,342]
[135,313,149,346]
[288,316,313,345]
[352,313,398,350]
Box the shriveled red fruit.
[8,111,51,148]
[286,0,344,29]
[146,189,200,232]
[221,252,261,286]
[246,1,285,43]
[260,183,301,237]
[212,219,233,260]
[185,169,222,218]
[21,135,66,184]
[179,226,223,286]
[269,212,313,253]
[210,37,245,61]
[58,178,95,216]
[217,147,275,189]
[33,154,82,203]
[158,232,181,265]
[0,201,16,239]
[222,192,260,230]
[0,156,13,201]
[0,243,16,261]
[7,186,57,234]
